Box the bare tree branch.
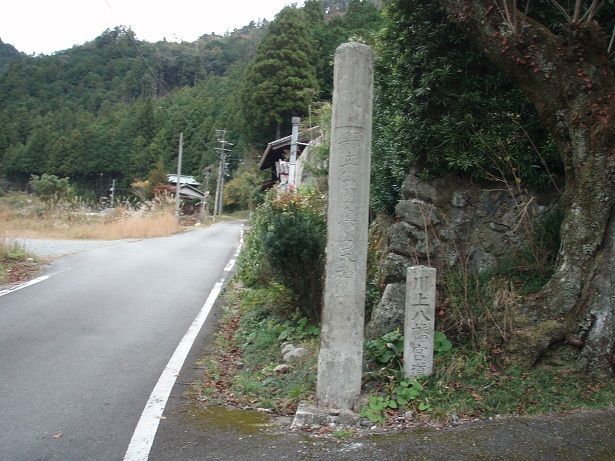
[572,0,583,23]
[585,0,604,23]
[512,0,519,35]
[548,0,571,21]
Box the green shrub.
[29,174,75,209]
[237,188,326,321]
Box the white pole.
[175,132,183,219]
[289,116,300,187]
[110,179,116,208]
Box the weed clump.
[0,238,38,285]
[196,282,319,415]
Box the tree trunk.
[438,0,615,377]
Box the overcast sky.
[1,0,299,55]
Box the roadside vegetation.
[1,197,180,240]
[193,1,614,427]
[0,237,38,285]
[197,186,614,426]
[194,189,325,414]
[1,174,181,240]
[193,281,319,415]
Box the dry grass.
[0,193,181,240]
[66,213,180,239]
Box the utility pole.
[201,166,211,215]
[289,116,300,188]
[110,179,116,208]
[213,129,232,218]
[175,132,183,219]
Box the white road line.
[123,228,243,461]
[0,274,51,297]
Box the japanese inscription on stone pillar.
[316,42,373,410]
[404,266,436,378]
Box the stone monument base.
[291,402,359,429]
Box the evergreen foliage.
[237,189,326,321]
[29,173,75,208]
[0,39,23,75]
[0,25,263,194]
[308,0,383,99]
[241,6,319,144]
[371,1,561,212]
[0,4,381,200]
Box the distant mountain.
[0,39,23,75]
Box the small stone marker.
[404,266,436,378]
[316,42,374,410]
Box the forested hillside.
[0,23,266,195]
[0,39,22,75]
[0,0,381,198]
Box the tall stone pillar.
[316,42,373,410]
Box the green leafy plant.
[393,379,423,406]
[361,378,431,424]
[360,395,397,424]
[277,317,320,342]
[365,330,404,369]
[331,428,354,439]
[434,331,453,355]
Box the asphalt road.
[0,222,242,461]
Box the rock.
[489,221,510,233]
[388,222,418,257]
[337,409,360,426]
[359,418,372,427]
[283,347,309,362]
[369,173,561,378]
[451,191,468,208]
[353,394,370,414]
[404,410,414,421]
[395,199,441,227]
[380,253,414,285]
[387,221,438,259]
[468,247,497,272]
[291,403,328,429]
[281,344,296,355]
[273,364,290,374]
[400,171,438,202]
[256,407,273,413]
[366,283,405,339]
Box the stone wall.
[366,169,558,339]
